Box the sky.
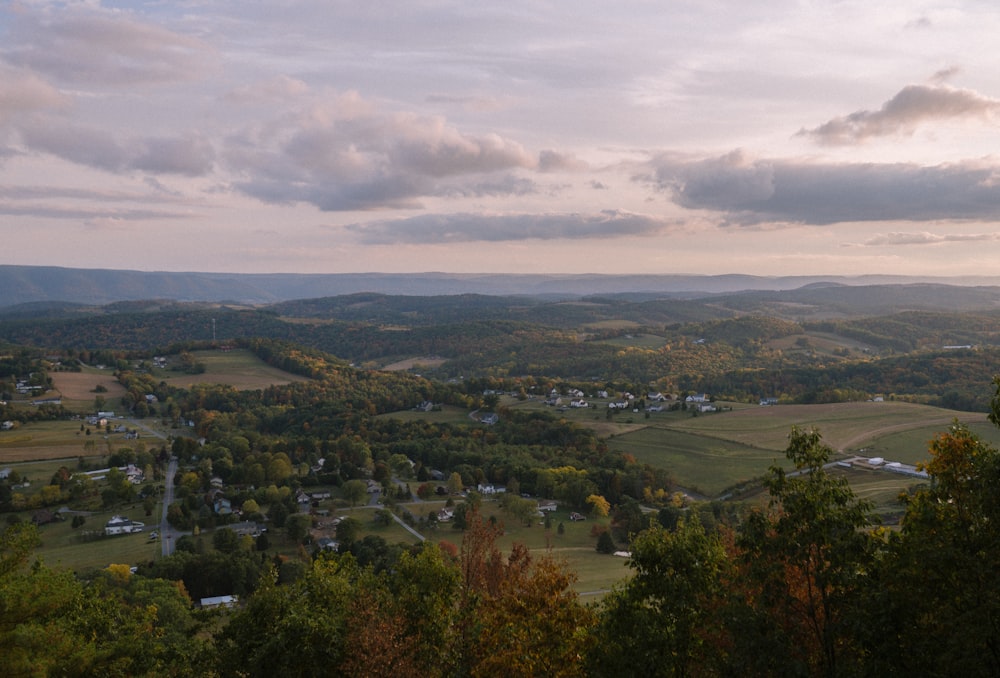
[3,1,1000,277]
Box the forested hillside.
[2,290,999,410]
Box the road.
[161,457,178,556]
[390,512,426,542]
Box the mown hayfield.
[861,419,1000,465]
[381,356,448,371]
[829,469,914,520]
[602,402,988,497]
[664,401,986,454]
[0,420,96,463]
[607,427,782,497]
[159,349,311,390]
[50,367,126,403]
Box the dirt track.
[833,412,986,453]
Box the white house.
[686,394,709,403]
[104,515,144,536]
[200,595,238,610]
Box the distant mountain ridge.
[4,265,1000,307]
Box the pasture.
[159,349,310,390]
[50,367,127,410]
[604,401,986,498]
[0,420,98,463]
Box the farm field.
[50,367,127,410]
[0,420,104,463]
[662,401,986,454]
[607,427,780,497]
[600,401,986,498]
[159,349,310,390]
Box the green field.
[0,420,104,463]
[159,349,310,390]
[604,401,987,498]
[31,507,160,572]
[607,427,781,496]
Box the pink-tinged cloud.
[799,84,1000,145]
[861,231,1000,246]
[227,95,554,211]
[0,67,69,122]
[343,210,676,244]
[646,150,1000,225]
[3,6,218,86]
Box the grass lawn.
[33,507,160,572]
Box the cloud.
[19,120,130,172]
[647,151,1000,225]
[17,119,215,176]
[0,203,189,221]
[2,4,218,86]
[223,76,311,104]
[799,84,1000,145]
[860,231,1000,246]
[538,150,589,173]
[132,135,215,176]
[225,95,548,210]
[0,66,70,122]
[343,210,676,244]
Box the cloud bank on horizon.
[2,1,1000,276]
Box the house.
[647,392,667,402]
[1,421,14,431]
[123,464,144,484]
[477,484,506,495]
[570,399,588,408]
[228,521,263,538]
[316,537,339,551]
[480,413,499,425]
[686,394,709,403]
[437,508,454,522]
[697,403,716,413]
[200,595,238,610]
[414,400,434,412]
[366,480,381,494]
[537,500,558,513]
[310,491,332,501]
[104,515,145,535]
[0,468,10,480]
[759,397,779,406]
[214,497,233,515]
